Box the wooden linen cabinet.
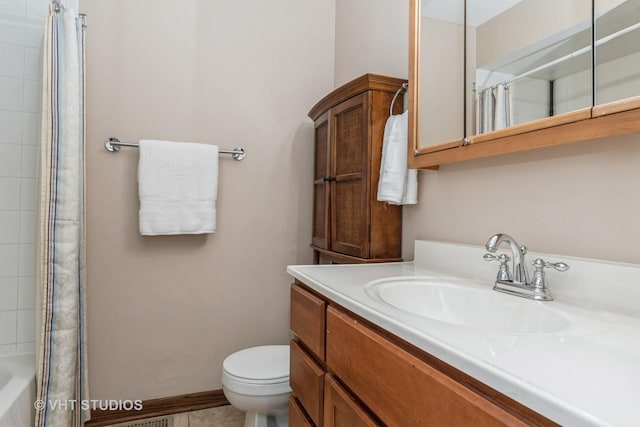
[309,74,406,264]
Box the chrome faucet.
[485,233,529,286]
[484,233,569,301]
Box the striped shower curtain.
[476,83,512,134]
[35,4,89,427]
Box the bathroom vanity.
[287,240,640,426]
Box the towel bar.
[104,137,246,161]
[390,82,408,115]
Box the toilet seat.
[222,345,291,396]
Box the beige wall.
[419,17,464,147]
[334,0,409,87]
[334,2,640,265]
[476,0,590,67]
[81,0,334,400]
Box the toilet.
[222,345,291,427]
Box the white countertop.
[286,240,640,427]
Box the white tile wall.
[0,245,20,277]
[0,110,23,143]
[0,311,17,345]
[0,211,20,243]
[0,43,25,78]
[0,77,24,110]
[0,0,58,355]
[0,178,21,209]
[0,143,23,177]
[0,277,18,311]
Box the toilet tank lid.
[223,345,290,381]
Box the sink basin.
[365,277,571,334]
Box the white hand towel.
[138,139,219,235]
[377,111,418,205]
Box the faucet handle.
[530,258,569,299]
[484,253,512,281]
[532,258,570,272]
[483,253,510,262]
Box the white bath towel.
[138,139,219,235]
[377,111,418,205]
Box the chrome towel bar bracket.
[104,137,246,161]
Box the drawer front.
[324,375,380,427]
[290,283,326,361]
[326,307,528,427]
[290,340,324,426]
[289,396,314,427]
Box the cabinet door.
[290,396,314,427]
[290,340,324,427]
[324,375,379,427]
[290,284,326,361]
[329,93,369,258]
[326,307,530,427]
[312,111,330,250]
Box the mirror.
[415,0,465,152]
[409,0,640,169]
[595,0,640,107]
[468,0,592,137]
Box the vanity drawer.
[290,339,324,426]
[290,283,326,361]
[289,396,314,427]
[326,306,529,427]
[324,375,379,427]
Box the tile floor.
[109,405,245,427]
[174,405,245,427]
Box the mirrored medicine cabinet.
[409,0,640,169]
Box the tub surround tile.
[0,0,43,354]
[0,311,17,345]
[0,0,27,16]
[16,341,34,354]
[23,47,40,81]
[0,343,17,355]
[0,177,21,210]
[0,77,24,111]
[21,145,37,178]
[22,79,40,112]
[22,114,38,146]
[26,0,49,18]
[20,178,36,211]
[16,309,34,343]
[0,110,23,144]
[21,112,37,145]
[24,15,44,49]
[18,244,35,277]
[0,43,25,79]
[0,277,18,311]
[18,276,35,310]
[0,211,20,243]
[19,212,35,244]
[0,244,20,277]
[0,144,23,177]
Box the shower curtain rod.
[476,21,640,92]
[104,137,246,161]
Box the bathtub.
[0,353,36,427]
